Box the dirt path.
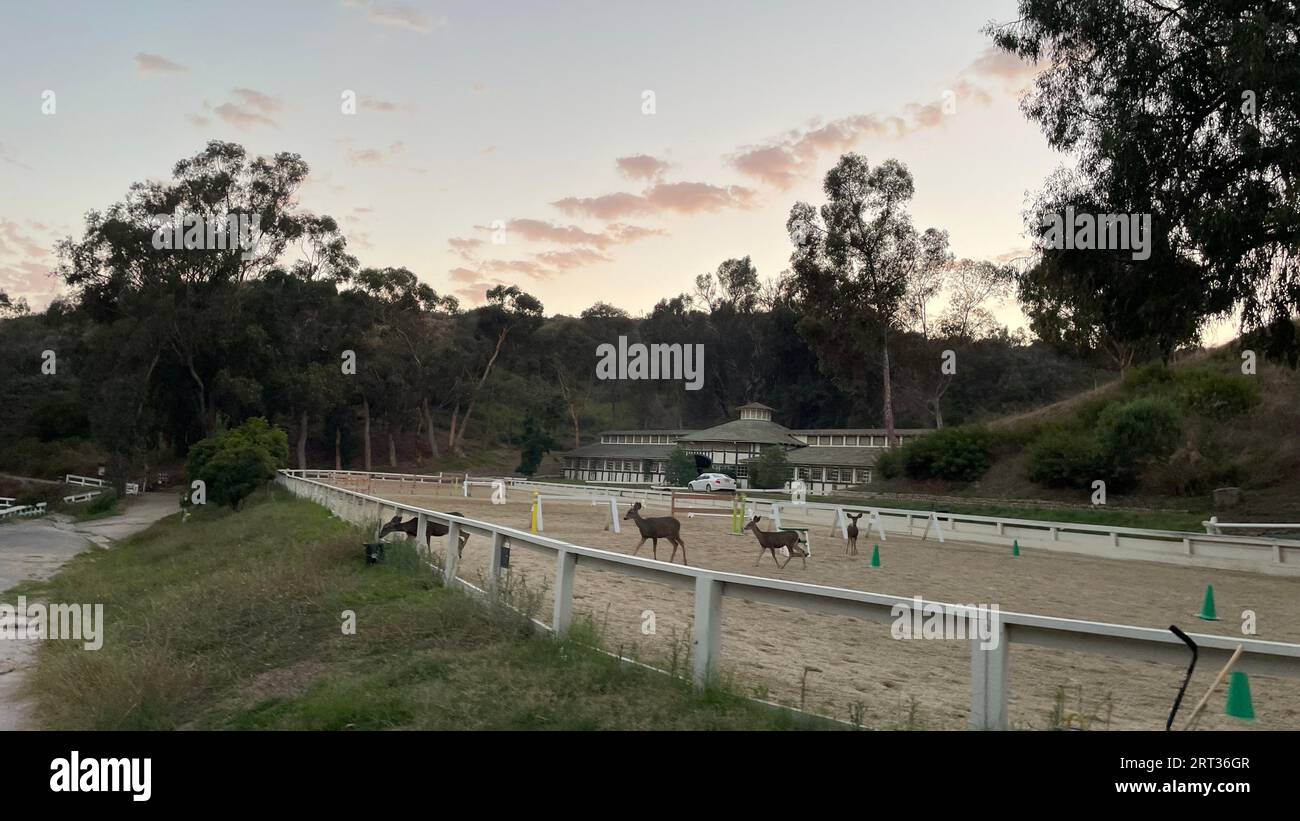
[0,493,177,730]
[353,481,1300,730]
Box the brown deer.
[379,513,471,557]
[624,502,688,565]
[744,515,808,569]
[844,512,863,556]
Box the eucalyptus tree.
[786,154,949,440]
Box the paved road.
[0,492,177,730]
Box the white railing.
[277,469,1300,730]
[64,474,107,488]
[431,473,1300,576]
[0,497,14,505]
[1204,516,1300,536]
[0,502,47,519]
[63,490,103,504]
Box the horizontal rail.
[0,502,48,518]
[279,469,1300,729]
[64,474,107,487]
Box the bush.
[750,446,792,489]
[1096,397,1182,487]
[1175,369,1259,420]
[899,426,994,483]
[875,448,903,480]
[1026,430,1103,488]
[665,447,697,486]
[86,488,118,515]
[186,418,289,509]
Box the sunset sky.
[1,0,1061,324]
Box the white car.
[688,473,736,492]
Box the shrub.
[86,488,118,515]
[750,446,792,489]
[1096,397,1182,485]
[875,448,903,480]
[899,426,994,483]
[1175,369,1259,420]
[186,418,289,509]
[1026,430,1103,488]
[665,447,697,486]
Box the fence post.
[553,549,577,634]
[415,512,427,552]
[444,521,460,587]
[969,621,1009,730]
[489,532,505,592]
[692,576,723,688]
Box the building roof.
[791,428,933,436]
[600,429,695,436]
[562,443,676,460]
[677,419,805,447]
[784,447,880,467]
[736,401,776,411]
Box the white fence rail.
[0,502,47,519]
[278,469,1300,729]
[63,490,103,504]
[505,477,1300,576]
[64,474,107,488]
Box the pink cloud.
[134,53,188,74]
[644,182,757,214]
[550,192,650,220]
[616,154,670,181]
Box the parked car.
[688,473,736,492]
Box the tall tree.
[787,154,948,441]
[987,0,1300,362]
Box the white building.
[560,402,930,493]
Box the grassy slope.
[874,345,1300,524]
[12,487,825,731]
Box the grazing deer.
[624,502,688,565]
[844,512,863,556]
[744,515,808,569]
[379,513,471,557]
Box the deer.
[844,512,863,556]
[379,513,471,558]
[744,515,808,569]
[623,502,688,565]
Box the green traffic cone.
[1012,539,1020,557]
[870,545,880,568]
[1197,584,1220,621]
[1225,672,1255,721]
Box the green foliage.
[1096,397,1182,484]
[749,446,792,489]
[86,488,118,515]
[1026,429,1103,488]
[186,418,288,509]
[898,426,994,483]
[666,448,697,486]
[514,414,556,476]
[875,448,903,480]
[1174,369,1259,420]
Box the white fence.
[510,478,1300,576]
[0,502,47,519]
[64,474,107,488]
[278,469,1300,730]
[298,472,1300,575]
[63,490,103,504]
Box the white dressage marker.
[490,479,507,505]
[790,479,807,505]
[920,511,945,543]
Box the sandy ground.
[0,493,178,730]
[341,480,1300,731]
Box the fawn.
[624,502,688,565]
[845,512,863,555]
[379,513,471,558]
[743,515,808,569]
